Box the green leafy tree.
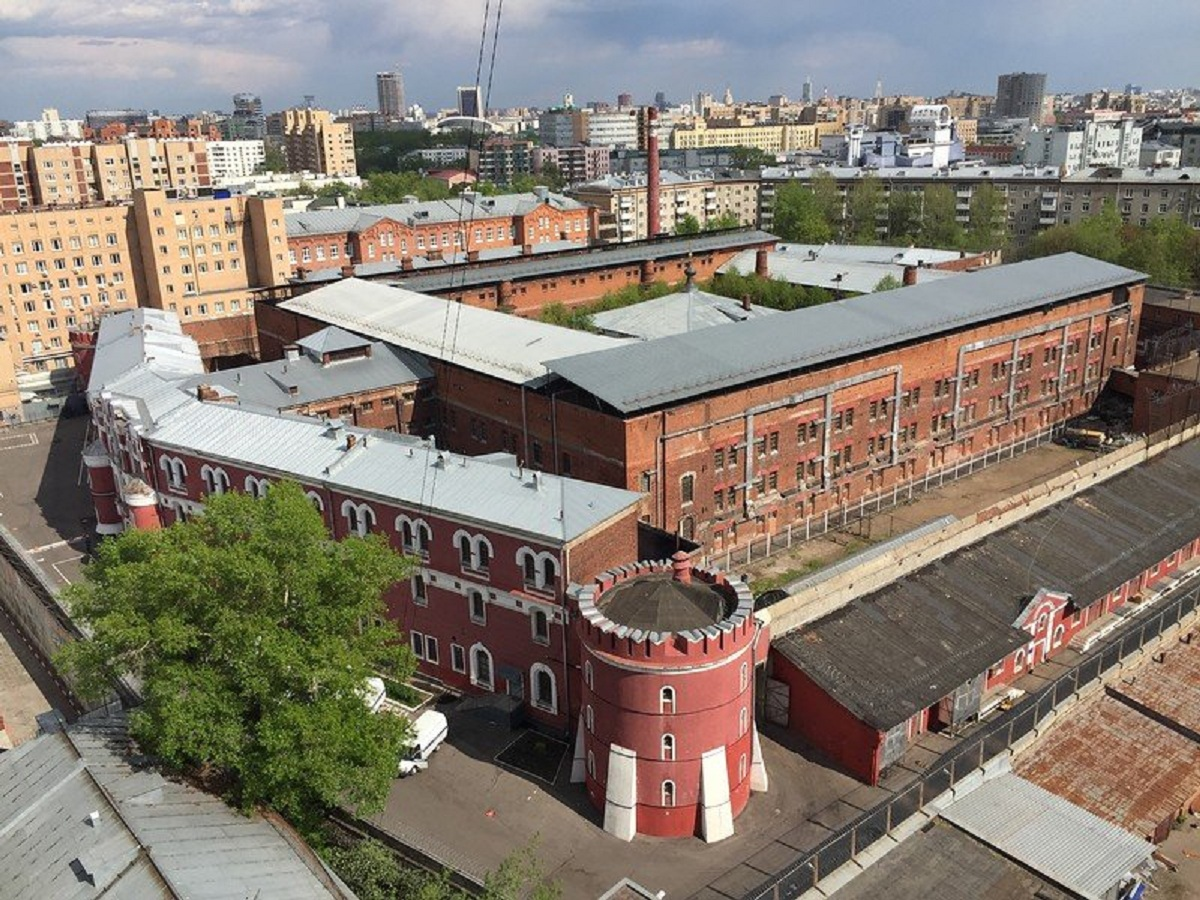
[704,211,743,231]
[709,268,836,310]
[811,170,845,240]
[919,184,966,249]
[873,273,903,292]
[772,181,833,244]
[315,180,357,199]
[358,171,453,203]
[674,213,701,235]
[56,481,416,834]
[966,184,1008,251]
[845,174,884,244]
[256,145,288,174]
[535,163,567,191]
[886,190,923,244]
[729,146,776,169]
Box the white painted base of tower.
[750,725,769,792]
[700,747,734,843]
[570,715,586,784]
[603,745,637,841]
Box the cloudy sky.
[1,0,1198,119]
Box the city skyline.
[1,0,1199,119]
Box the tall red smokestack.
[646,106,660,239]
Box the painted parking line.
[49,556,82,585]
[0,432,37,451]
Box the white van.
[398,709,449,777]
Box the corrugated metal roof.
[1014,692,1200,838]
[285,191,585,237]
[88,309,204,394]
[148,399,640,544]
[547,253,1146,414]
[590,288,777,340]
[941,773,1152,900]
[773,436,1200,732]
[0,709,347,900]
[720,243,963,295]
[296,325,371,355]
[279,278,629,386]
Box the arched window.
[740,662,749,692]
[584,660,594,690]
[585,705,594,732]
[213,468,229,494]
[739,753,748,782]
[739,706,749,737]
[660,686,676,715]
[417,522,432,553]
[531,609,550,644]
[342,500,373,537]
[200,465,216,495]
[399,519,414,551]
[522,551,537,585]
[587,750,596,779]
[661,734,675,762]
[531,663,557,713]
[346,504,359,534]
[306,490,324,512]
[458,533,472,567]
[542,556,557,587]
[470,643,493,690]
[475,537,492,571]
[661,780,676,808]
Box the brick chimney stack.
[671,550,692,585]
[646,107,661,239]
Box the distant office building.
[654,91,668,111]
[207,140,266,184]
[539,108,588,147]
[457,85,483,118]
[226,93,265,140]
[995,72,1047,122]
[617,92,634,109]
[282,108,357,177]
[377,70,405,118]
[1024,118,1142,174]
[84,109,147,132]
[802,77,813,104]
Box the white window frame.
[661,733,675,761]
[531,608,550,645]
[661,780,676,808]
[470,642,494,691]
[660,685,676,715]
[451,643,466,673]
[410,631,425,659]
[530,662,557,713]
[424,635,439,665]
[469,590,487,625]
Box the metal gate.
[765,678,790,726]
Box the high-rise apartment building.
[376,70,406,118]
[457,85,483,118]
[281,108,357,177]
[995,72,1048,122]
[226,93,266,140]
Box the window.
[342,500,374,536]
[469,590,487,625]
[660,686,676,715]
[739,706,749,737]
[306,491,325,512]
[245,475,270,499]
[584,660,594,690]
[585,705,594,732]
[740,662,749,692]
[200,465,229,495]
[410,631,425,658]
[531,663,557,713]
[661,781,676,808]
[531,609,550,644]
[680,473,695,504]
[587,750,596,779]
[159,455,187,490]
[451,643,466,673]
[412,574,427,606]
[424,636,439,665]
[739,753,748,782]
[470,643,494,690]
[661,734,676,761]
[714,448,724,470]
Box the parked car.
[398,709,449,777]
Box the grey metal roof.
[941,773,1153,900]
[148,399,640,544]
[547,254,1146,414]
[0,708,349,900]
[178,335,431,412]
[590,288,778,340]
[279,278,628,386]
[774,433,1200,732]
[285,191,586,237]
[88,309,204,394]
[720,243,965,295]
[291,241,585,285]
[296,325,371,356]
[829,819,1074,900]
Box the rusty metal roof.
[1014,691,1200,838]
[1107,636,1200,737]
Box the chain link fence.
[739,583,1200,900]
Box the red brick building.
[261,253,1146,557]
[571,555,769,841]
[285,190,596,279]
[769,434,1200,785]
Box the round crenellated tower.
[570,551,768,842]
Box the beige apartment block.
[27,143,96,207]
[0,204,140,398]
[131,190,290,357]
[282,109,357,177]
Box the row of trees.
[1024,201,1200,288]
[674,211,743,235]
[772,172,1007,252]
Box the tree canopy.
[674,213,701,235]
[57,481,416,834]
[845,174,884,245]
[772,181,833,244]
